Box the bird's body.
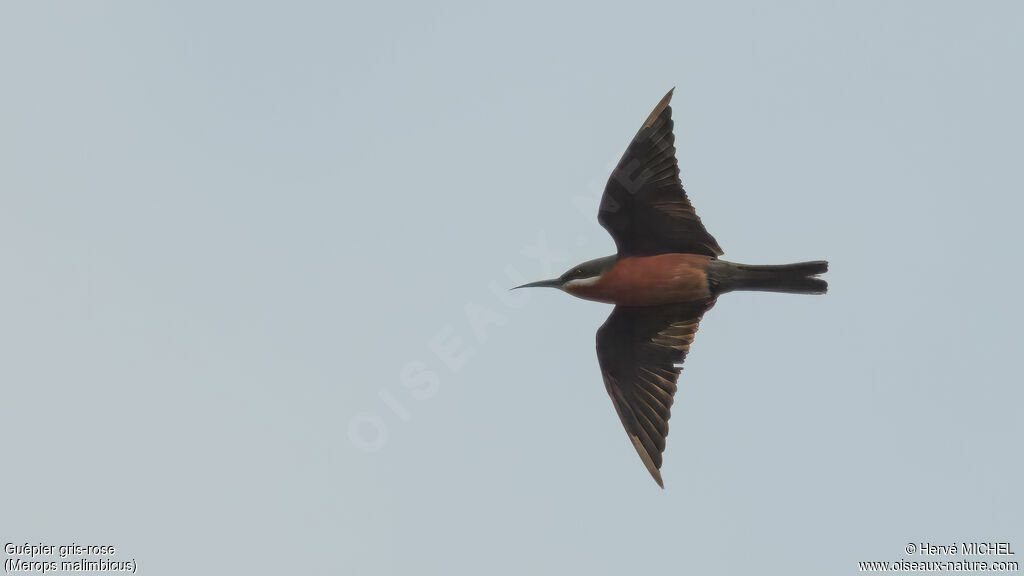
[563,254,712,306]
[515,89,828,487]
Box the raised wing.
[598,89,723,258]
[596,300,716,487]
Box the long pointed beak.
[511,278,562,290]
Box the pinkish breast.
[565,254,713,306]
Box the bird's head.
[513,255,617,293]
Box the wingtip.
[629,434,667,488]
[642,89,676,130]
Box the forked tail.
[708,260,828,295]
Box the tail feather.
[708,260,828,295]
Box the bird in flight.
[515,89,828,487]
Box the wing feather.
[596,300,716,487]
[598,89,723,257]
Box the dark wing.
[598,89,723,258]
[596,300,716,487]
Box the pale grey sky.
[2,2,1022,575]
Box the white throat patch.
[561,276,600,290]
